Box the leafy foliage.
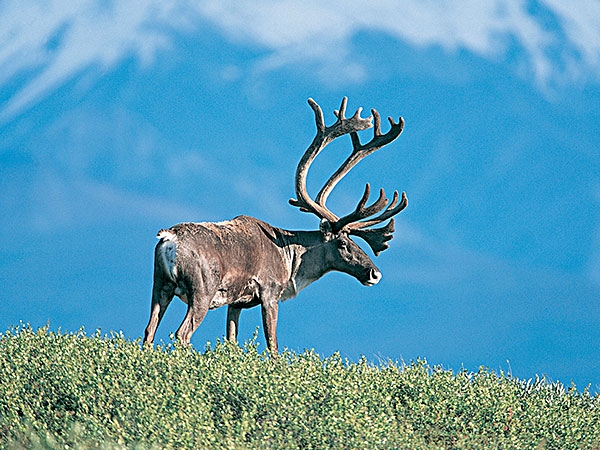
[1,325,599,449]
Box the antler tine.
[307,97,325,132]
[387,190,400,209]
[333,96,348,120]
[289,97,373,223]
[332,185,390,232]
[373,109,382,136]
[348,191,408,230]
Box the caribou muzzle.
[362,268,382,286]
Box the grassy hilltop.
[1,326,599,449]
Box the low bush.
[1,325,598,449]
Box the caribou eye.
[337,240,348,250]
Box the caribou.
[143,97,408,353]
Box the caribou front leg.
[261,299,279,355]
[226,305,242,342]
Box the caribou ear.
[349,219,395,256]
[319,218,334,240]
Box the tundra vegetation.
[1,325,599,449]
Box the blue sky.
[1,0,599,389]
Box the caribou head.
[317,219,382,286]
[143,97,407,353]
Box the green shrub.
[0,325,598,449]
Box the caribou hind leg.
[144,282,174,345]
[175,289,210,344]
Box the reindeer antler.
[290,97,408,254]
